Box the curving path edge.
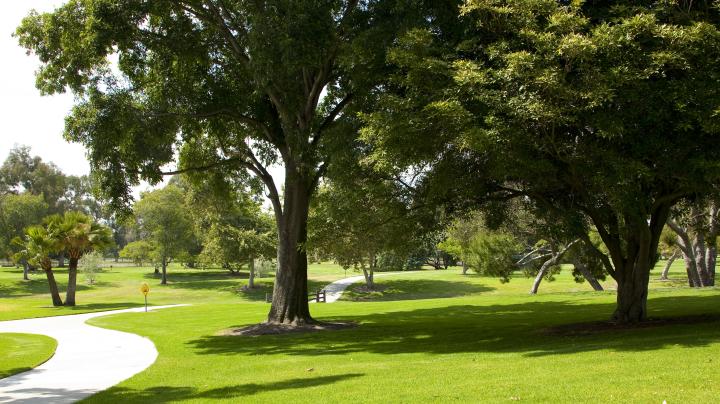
[0,305,187,404]
[322,270,423,303]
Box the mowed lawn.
[0,262,347,321]
[2,261,720,402]
[0,333,57,378]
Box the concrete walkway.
[0,305,186,403]
[323,271,423,302]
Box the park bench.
[264,289,326,303]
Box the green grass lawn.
[2,260,719,402]
[0,262,348,321]
[0,333,57,378]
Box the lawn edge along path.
[322,271,423,302]
[0,305,187,404]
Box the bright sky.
[0,1,284,204]
[0,1,88,176]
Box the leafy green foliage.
[0,193,48,259]
[465,230,521,283]
[119,240,155,266]
[132,185,194,269]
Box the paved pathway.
[323,271,423,302]
[0,305,186,403]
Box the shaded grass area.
[84,284,720,403]
[0,333,57,379]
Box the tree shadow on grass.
[88,374,364,402]
[187,294,720,359]
[341,279,495,302]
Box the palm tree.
[13,226,64,306]
[48,212,113,306]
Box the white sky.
[0,1,88,176]
[0,1,284,203]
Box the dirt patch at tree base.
[543,314,720,336]
[222,321,358,337]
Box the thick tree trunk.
[612,263,650,323]
[572,260,604,291]
[610,227,655,323]
[160,256,168,285]
[660,251,678,280]
[248,257,255,289]
[586,203,671,323]
[23,261,29,281]
[65,257,79,306]
[44,267,64,307]
[462,261,468,275]
[267,177,313,325]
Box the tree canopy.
[361,0,720,322]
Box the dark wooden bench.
[264,289,326,303]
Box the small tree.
[79,251,103,285]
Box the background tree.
[17,0,461,326]
[309,177,416,290]
[361,1,720,323]
[667,200,719,287]
[0,193,48,279]
[132,185,194,285]
[658,226,681,281]
[119,240,155,267]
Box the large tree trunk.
[23,261,30,281]
[248,257,255,289]
[572,259,604,291]
[462,261,468,275]
[45,268,64,306]
[588,205,670,324]
[613,262,651,323]
[160,256,168,285]
[65,257,79,306]
[267,176,313,325]
[660,251,678,280]
[609,220,659,323]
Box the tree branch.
[312,93,353,146]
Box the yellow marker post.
[140,282,150,312]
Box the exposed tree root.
[223,321,357,337]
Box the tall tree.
[361,1,720,322]
[17,0,460,325]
